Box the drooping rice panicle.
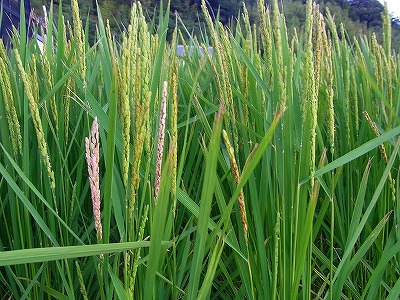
[201,0,227,113]
[129,2,152,218]
[382,3,391,58]
[363,111,396,202]
[0,42,22,155]
[382,4,393,126]
[326,9,340,55]
[222,130,248,244]
[69,182,77,223]
[371,34,383,119]
[218,25,239,149]
[220,25,234,84]
[240,35,250,125]
[131,46,143,205]
[342,27,351,146]
[314,10,324,92]
[71,0,85,81]
[11,26,20,49]
[119,32,131,188]
[106,19,113,54]
[15,50,56,192]
[75,261,89,300]
[272,0,286,108]
[257,0,273,90]
[271,0,282,68]
[326,40,335,155]
[64,76,73,143]
[303,0,317,185]
[139,5,156,152]
[59,14,72,143]
[42,55,58,132]
[29,54,39,104]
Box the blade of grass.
[335,212,392,295]
[216,108,284,233]
[362,239,400,299]
[102,56,118,244]
[186,109,224,298]
[386,276,400,300]
[144,153,173,298]
[331,137,400,297]
[197,237,225,300]
[109,267,129,299]
[0,160,58,246]
[300,125,400,184]
[0,241,171,266]
[0,145,83,244]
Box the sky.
[379,0,400,19]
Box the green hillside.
[30,0,400,49]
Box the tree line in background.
[30,0,400,49]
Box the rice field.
[0,0,399,298]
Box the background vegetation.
[30,0,400,48]
[0,0,400,298]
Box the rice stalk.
[128,204,149,297]
[350,67,359,137]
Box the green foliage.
[0,0,400,298]
[348,0,384,27]
[29,0,400,49]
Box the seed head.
[85,117,102,242]
[154,81,168,203]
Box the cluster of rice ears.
[0,0,399,298]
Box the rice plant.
[0,0,399,298]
